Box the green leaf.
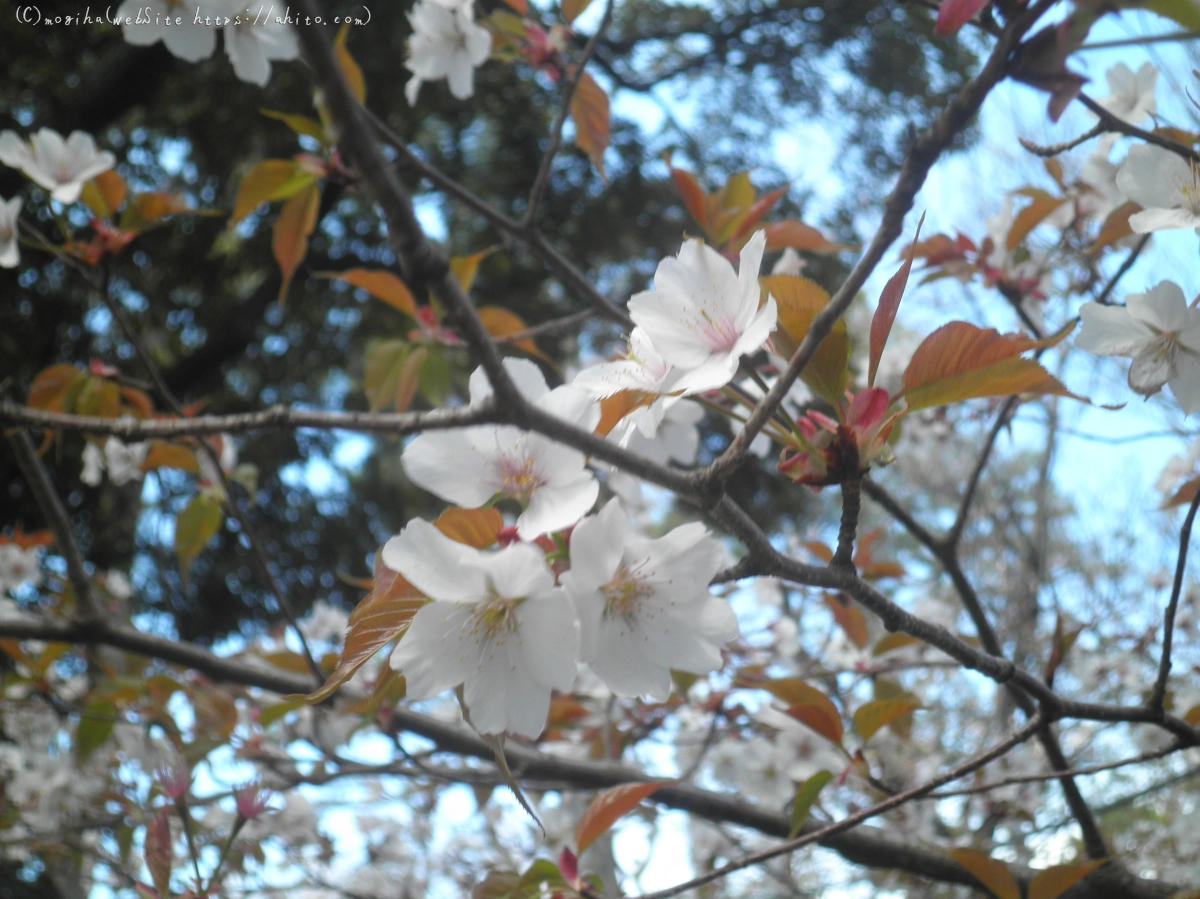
[260,108,329,144]
[75,698,116,762]
[174,494,224,583]
[788,770,833,838]
[363,339,413,412]
[853,698,922,743]
[1145,0,1200,31]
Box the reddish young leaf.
[144,808,172,898]
[27,364,87,412]
[273,182,321,304]
[290,551,425,704]
[762,220,843,254]
[433,507,505,549]
[948,848,1020,899]
[869,211,925,387]
[334,24,366,104]
[558,846,579,885]
[318,269,416,316]
[663,155,710,234]
[570,71,610,178]
[1028,860,1108,899]
[575,781,674,853]
[900,321,1081,412]
[935,0,989,36]
[729,186,788,245]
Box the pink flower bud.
[233,782,273,820]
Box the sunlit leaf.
[231,160,315,226]
[788,770,833,838]
[948,848,1020,899]
[1007,188,1067,250]
[80,170,126,219]
[364,339,414,412]
[869,212,924,387]
[1028,860,1108,899]
[761,275,850,404]
[141,442,201,475]
[872,633,920,656]
[595,389,654,437]
[334,24,366,103]
[290,551,425,704]
[174,493,224,582]
[570,71,610,179]
[433,507,504,548]
[260,108,329,144]
[450,248,497,293]
[319,268,416,316]
[1092,200,1139,253]
[562,0,593,24]
[900,321,1082,412]
[575,781,673,853]
[273,182,321,304]
[853,698,922,742]
[477,306,551,362]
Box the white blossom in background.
[81,437,149,487]
[711,736,797,805]
[219,2,299,86]
[1094,62,1157,125]
[299,599,350,646]
[562,500,737,701]
[0,544,42,593]
[402,359,599,539]
[1156,436,1200,501]
[1076,281,1200,413]
[1117,144,1200,235]
[384,519,578,737]
[629,230,776,395]
[0,195,20,268]
[114,0,218,62]
[770,246,806,276]
[404,0,492,105]
[0,129,115,204]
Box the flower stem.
[832,473,861,570]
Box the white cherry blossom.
[0,544,43,593]
[384,518,579,737]
[405,0,492,105]
[1117,144,1200,235]
[0,129,115,205]
[220,2,298,86]
[115,0,218,62]
[80,437,148,487]
[628,230,776,395]
[573,327,680,399]
[562,500,737,701]
[1076,281,1200,413]
[403,359,599,539]
[1095,62,1157,125]
[0,196,20,268]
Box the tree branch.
[1150,484,1200,710]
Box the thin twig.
[523,0,614,228]
[5,430,103,625]
[1019,123,1105,157]
[946,396,1018,548]
[1077,93,1200,163]
[1094,234,1151,306]
[1150,484,1200,710]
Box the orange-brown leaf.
[763,220,843,254]
[596,390,654,437]
[231,160,314,225]
[433,507,504,549]
[752,677,844,746]
[900,321,1080,412]
[28,364,87,412]
[1007,189,1066,250]
[872,633,920,656]
[948,848,1020,899]
[80,170,127,219]
[1092,200,1139,253]
[450,248,496,294]
[823,594,868,649]
[853,697,922,742]
[562,0,593,23]
[1028,861,1108,899]
[273,182,321,304]
[570,71,610,179]
[1183,704,1200,727]
[761,275,849,404]
[335,24,366,104]
[291,552,425,704]
[477,306,550,362]
[501,0,527,12]
[575,781,673,853]
[869,212,924,387]
[664,156,710,233]
[319,269,416,316]
[141,442,201,474]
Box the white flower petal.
[381,519,487,601]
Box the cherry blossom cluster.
[404,0,492,105]
[387,235,779,737]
